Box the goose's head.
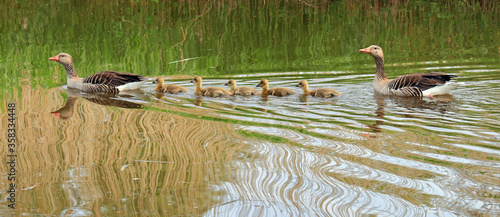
[154,77,164,86]
[256,79,269,88]
[190,75,203,87]
[296,80,309,90]
[359,45,384,59]
[225,79,237,88]
[49,53,73,66]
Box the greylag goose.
[256,79,296,97]
[224,79,260,96]
[296,80,341,98]
[49,53,146,93]
[190,76,231,97]
[154,77,188,94]
[359,45,461,97]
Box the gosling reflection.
[154,93,165,100]
[194,97,203,106]
[367,94,455,134]
[51,88,143,120]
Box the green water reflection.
[1,1,499,93]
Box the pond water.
[1,1,500,216]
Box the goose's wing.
[389,73,456,90]
[388,73,457,96]
[83,71,145,87]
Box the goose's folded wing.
[388,73,456,91]
[83,71,145,87]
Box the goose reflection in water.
[51,88,144,120]
[366,94,456,135]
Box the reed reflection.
[8,86,249,216]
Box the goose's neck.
[62,96,77,111]
[301,87,310,95]
[374,56,387,81]
[64,63,79,79]
[261,85,269,92]
[155,83,162,92]
[157,80,164,88]
[195,83,203,92]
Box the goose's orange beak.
[359,48,370,54]
[49,55,59,62]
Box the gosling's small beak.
[295,84,299,87]
[224,83,228,86]
[256,84,260,87]
[190,80,193,83]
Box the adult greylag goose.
[49,53,147,93]
[256,79,296,97]
[296,80,341,98]
[224,79,259,96]
[359,45,461,97]
[154,77,188,94]
[190,76,231,97]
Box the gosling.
[191,76,231,97]
[296,80,341,98]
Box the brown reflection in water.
[154,93,165,100]
[51,88,142,120]
[194,96,203,106]
[299,94,309,103]
[50,96,77,120]
[365,94,387,134]
[0,86,247,216]
[367,94,455,135]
